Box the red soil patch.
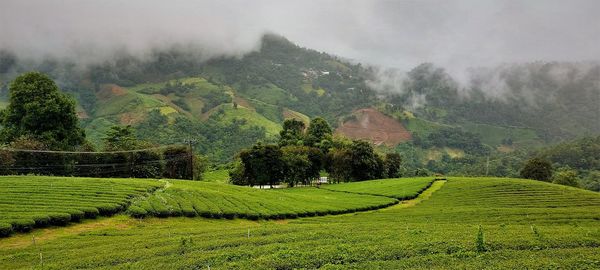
[335,108,412,146]
[119,112,142,125]
[96,84,127,100]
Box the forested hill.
[0,34,599,163]
[0,34,378,162]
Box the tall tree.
[279,118,305,146]
[520,157,553,182]
[305,117,332,148]
[349,140,384,181]
[0,72,85,150]
[103,125,140,151]
[385,153,402,178]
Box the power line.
[0,145,174,154]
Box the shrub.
[0,223,13,237]
[128,206,148,218]
[476,225,487,252]
[11,219,35,232]
[520,158,553,182]
[48,213,72,225]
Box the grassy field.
[0,176,162,236]
[0,177,599,269]
[128,180,398,219]
[202,169,230,183]
[322,177,434,199]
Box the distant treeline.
[230,118,402,187]
[0,143,204,180]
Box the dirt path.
[381,180,446,211]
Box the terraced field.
[128,180,398,219]
[1,177,599,269]
[322,177,434,199]
[0,176,162,236]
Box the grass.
[241,83,294,105]
[0,177,599,269]
[0,176,162,236]
[202,169,230,183]
[209,104,281,136]
[322,177,434,199]
[128,180,398,219]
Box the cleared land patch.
[335,108,412,146]
[0,176,162,236]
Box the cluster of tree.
[0,125,206,179]
[136,109,267,163]
[412,127,490,156]
[230,117,402,186]
[519,156,598,190]
[0,72,206,179]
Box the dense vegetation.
[1,177,598,269]
[231,117,403,186]
[0,176,162,236]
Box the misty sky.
[1,0,599,75]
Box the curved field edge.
[321,177,435,200]
[0,176,163,237]
[1,178,599,269]
[127,180,407,220]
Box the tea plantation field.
[322,177,434,199]
[127,180,402,219]
[0,176,163,236]
[1,177,599,269]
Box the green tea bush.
[0,176,162,237]
[129,180,400,220]
[0,222,13,237]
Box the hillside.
[335,108,412,146]
[0,176,599,269]
[1,35,599,165]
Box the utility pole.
[183,139,197,180]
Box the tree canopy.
[0,72,85,150]
[520,157,553,182]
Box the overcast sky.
[1,0,599,75]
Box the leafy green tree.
[326,148,353,183]
[162,146,190,179]
[229,160,250,186]
[552,167,579,187]
[238,144,285,187]
[385,153,402,178]
[305,117,332,148]
[581,171,600,191]
[103,125,140,151]
[281,146,311,187]
[349,140,384,181]
[280,146,322,186]
[0,72,85,150]
[279,119,305,146]
[520,158,553,182]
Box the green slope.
[1,177,598,269]
[0,176,162,236]
[128,180,398,219]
